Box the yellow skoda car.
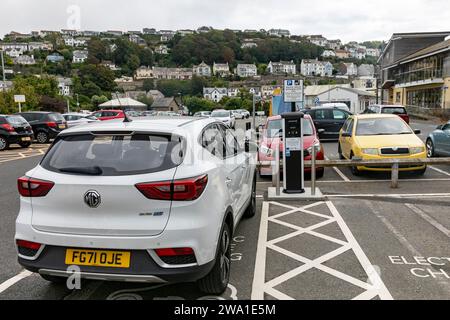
[338,114,427,175]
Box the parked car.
[302,107,352,141]
[63,113,100,128]
[426,121,450,157]
[338,114,426,176]
[258,115,325,178]
[142,111,156,117]
[193,111,211,118]
[320,103,350,112]
[231,110,244,120]
[15,117,256,294]
[237,109,251,119]
[211,109,236,129]
[362,105,410,124]
[91,110,125,121]
[0,114,34,151]
[17,112,67,144]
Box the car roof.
[60,117,215,135]
[370,104,406,108]
[351,114,400,120]
[267,114,313,121]
[18,111,55,114]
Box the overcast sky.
[1,0,449,42]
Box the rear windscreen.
[381,107,406,115]
[6,115,28,125]
[41,134,185,176]
[48,113,65,122]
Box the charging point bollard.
[281,112,305,194]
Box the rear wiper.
[59,166,103,175]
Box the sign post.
[284,79,304,112]
[14,95,26,113]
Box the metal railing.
[260,150,450,191]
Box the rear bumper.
[6,133,34,144]
[18,245,215,283]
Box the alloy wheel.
[37,132,48,143]
[0,137,6,150]
[219,228,231,284]
[426,140,434,158]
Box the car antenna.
[115,92,132,123]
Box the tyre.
[36,131,50,144]
[19,142,32,148]
[0,136,9,151]
[426,139,435,158]
[338,143,345,160]
[350,152,361,176]
[197,223,231,295]
[416,167,427,176]
[244,172,257,218]
[316,168,325,179]
[40,274,67,284]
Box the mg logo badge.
[392,147,399,152]
[84,190,101,208]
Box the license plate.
[21,137,31,141]
[59,124,66,129]
[65,249,131,268]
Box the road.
[0,119,449,300]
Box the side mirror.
[414,129,421,135]
[341,132,352,138]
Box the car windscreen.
[6,115,28,125]
[381,107,407,115]
[41,133,185,176]
[211,111,229,117]
[356,118,412,136]
[266,119,314,137]
[48,113,65,122]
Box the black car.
[17,112,67,144]
[302,108,352,140]
[0,114,34,151]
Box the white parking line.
[0,270,33,294]
[327,193,450,199]
[429,166,450,177]
[325,157,350,182]
[251,201,393,300]
[405,204,449,237]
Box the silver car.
[426,121,450,157]
[62,113,99,128]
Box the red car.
[258,115,325,178]
[363,105,410,124]
[92,110,125,121]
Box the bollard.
[311,145,316,196]
[391,162,399,189]
[275,143,281,196]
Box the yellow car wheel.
[350,152,362,176]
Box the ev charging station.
[282,112,305,194]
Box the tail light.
[155,248,194,257]
[46,122,57,128]
[1,124,15,132]
[18,176,54,197]
[17,240,42,251]
[136,174,208,201]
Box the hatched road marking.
[251,201,393,300]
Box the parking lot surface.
[0,119,449,300]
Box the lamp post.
[1,49,5,92]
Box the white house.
[316,87,376,114]
[14,55,36,65]
[366,48,380,57]
[193,62,211,77]
[267,61,296,75]
[342,63,358,76]
[28,42,53,51]
[57,77,72,96]
[241,42,258,49]
[236,64,257,77]
[72,50,88,63]
[322,50,336,58]
[261,85,276,98]
[213,62,231,77]
[357,64,375,77]
[155,45,169,55]
[301,59,333,77]
[308,35,328,47]
[227,88,240,97]
[203,87,228,102]
[268,29,291,37]
[4,48,22,58]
